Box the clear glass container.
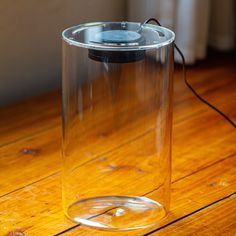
[62,22,175,231]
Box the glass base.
[67,196,166,231]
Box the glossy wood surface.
[0,52,235,235]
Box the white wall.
[0,0,126,106]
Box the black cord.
[144,18,236,128]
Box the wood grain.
[0,127,61,197]
[0,151,233,235]
[0,91,61,147]
[0,69,235,198]
[0,51,235,235]
[153,194,236,236]
[0,93,235,198]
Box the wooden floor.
[0,51,236,235]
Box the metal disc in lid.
[95,30,142,43]
[89,29,145,63]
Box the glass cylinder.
[62,22,174,231]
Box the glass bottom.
[67,196,166,231]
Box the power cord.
[144,18,236,128]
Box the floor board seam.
[52,152,236,235]
[143,192,236,235]
[0,124,59,148]
[0,171,60,198]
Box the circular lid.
[62,22,175,51]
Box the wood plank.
[0,127,61,197]
[0,151,234,235]
[60,154,236,236]
[0,68,235,195]
[0,64,235,197]
[0,55,235,148]
[0,54,234,152]
[0,91,61,147]
[151,194,236,236]
[0,93,235,198]
[0,51,235,235]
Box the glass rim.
[62,21,175,51]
